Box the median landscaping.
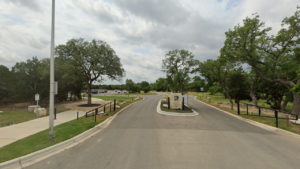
[0,96,143,163]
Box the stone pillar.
[170,93,182,110]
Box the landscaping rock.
[28,105,40,112]
[162,104,168,108]
[0,111,3,113]
[115,105,120,109]
[34,108,47,117]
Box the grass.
[194,96,300,135]
[92,96,136,102]
[0,109,69,128]
[191,92,293,112]
[0,97,143,163]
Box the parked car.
[117,90,127,94]
[86,89,98,94]
[104,89,107,93]
[98,89,105,93]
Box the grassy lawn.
[0,97,143,163]
[191,92,293,112]
[195,96,300,135]
[92,96,136,102]
[0,109,69,128]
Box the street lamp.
[48,0,55,139]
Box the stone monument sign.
[170,93,182,109]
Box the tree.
[198,58,237,110]
[56,38,125,105]
[222,7,300,115]
[189,76,205,92]
[162,49,198,94]
[0,65,12,101]
[126,79,134,92]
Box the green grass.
[0,97,143,163]
[195,96,300,135]
[191,92,293,112]
[92,96,136,102]
[0,109,69,128]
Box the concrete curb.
[157,99,199,116]
[193,96,300,140]
[0,97,145,169]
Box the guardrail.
[82,99,116,122]
[237,101,298,128]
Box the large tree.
[222,7,300,115]
[198,58,238,110]
[56,38,125,105]
[162,49,198,94]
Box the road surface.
[26,94,300,169]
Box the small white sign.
[201,87,204,92]
[183,95,188,104]
[35,94,39,101]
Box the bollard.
[77,111,78,120]
[259,107,261,116]
[114,99,116,111]
[110,102,111,112]
[104,106,106,113]
[275,111,278,128]
[237,101,240,115]
[182,97,184,110]
[168,97,170,109]
[247,104,248,115]
[55,108,57,120]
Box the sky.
[0,0,299,84]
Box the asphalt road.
[27,94,300,169]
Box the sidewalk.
[0,110,86,148]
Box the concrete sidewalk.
[0,110,86,148]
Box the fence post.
[275,110,278,128]
[182,97,184,110]
[246,104,248,115]
[296,115,298,121]
[237,101,240,115]
[168,97,170,109]
[95,109,98,122]
[54,108,56,120]
[114,99,116,111]
[104,106,106,113]
[110,102,111,112]
[259,107,261,116]
[77,111,78,120]
[286,114,289,129]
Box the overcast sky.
[0,0,298,84]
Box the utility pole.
[49,0,55,139]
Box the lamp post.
[48,0,55,139]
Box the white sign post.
[35,94,39,118]
[201,87,204,92]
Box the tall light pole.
[49,0,55,139]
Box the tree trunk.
[223,86,233,110]
[249,90,257,106]
[281,98,289,112]
[292,91,300,116]
[87,84,92,105]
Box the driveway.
[26,94,300,169]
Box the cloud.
[0,0,299,84]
